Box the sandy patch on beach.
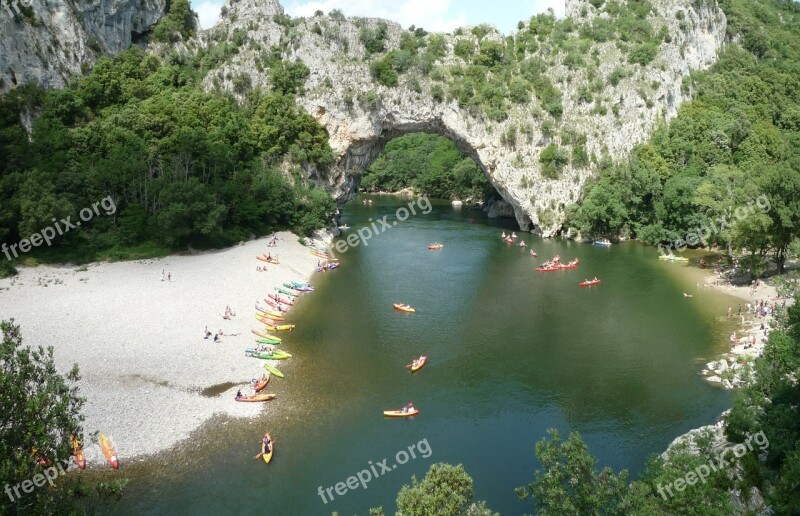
[0,233,319,462]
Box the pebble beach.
[0,233,320,462]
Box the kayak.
[256,255,270,263]
[263,363,284,378]
[410,356,428,373]
[255,307,285,320]
[268,294,294,306]
[276,288,299,298]
[262,298,280,309]
[256,337,282,345]
[254,375,270,392]
[558,260,579,269]
[236,393,276,402]
[247,351,291,360]
[594,240,612,246]
[579,279,602,287]
[252,329,282,342]
[261,323,294,331]
[383,409,420,417]
[428,243,444,250]
[258,330,282,342]
[262,433,274,464]
[255,314,281,326]
[247,347,292,358]
[71,436,86,470]
[658,255,689,262]
[99,434,119,470]
[393,303,416,313]
[535,267,559,272]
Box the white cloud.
[531,0,565,18]
[284,0,467,33]
[195,0,223,29]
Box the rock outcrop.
[0,0,167,91]
[202,0,727,235]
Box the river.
[114,195,736,515]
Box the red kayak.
[268,294,293,306]
[535,267,559,272]
[579,279,602,287]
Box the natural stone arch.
[207,0,727,235]
[307,117,532,228]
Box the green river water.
[114,195,737,515]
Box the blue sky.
[194,0,565,32]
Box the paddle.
[253,439,276,459]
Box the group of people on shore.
[160,270,171,282]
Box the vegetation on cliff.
[361,133,493,200]
[0,48,336,268]
[568,0,800,273]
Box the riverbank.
[0,233,319,464]
[696,272,790,388]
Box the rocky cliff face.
[0,0,167,91]
[202,0,727,235]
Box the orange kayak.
[393,303,416,313]
[235,393,276,403]
[99,434,119,469]
[579,279,602,287]
[71,436,86,470]
[254,375,270,392]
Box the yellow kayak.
[261,433,274,464]
[272,324,295,332]
[252,329,282,342]
[256,308,285,321]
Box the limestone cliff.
[0,0,167,91]
[201,0,727,235]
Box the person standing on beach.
[161,270,165,281]
[727,306,732,317]
[738,304,742,315]
[168,272,171,282]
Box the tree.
[760,166,800,273]
[0,321,85,514]
[517,430,630,514]
[396,463,495,516]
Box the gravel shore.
[0,233,318,462]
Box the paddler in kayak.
[401,403,415,414]
[254,433,274,459]
[519,240,526,248]
[501,231,507,239]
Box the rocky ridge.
[202,0,727,234]
[0,0,167,91]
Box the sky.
[194,0,565,33]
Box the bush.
[360,23,389,54]
[454,40,475,60]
